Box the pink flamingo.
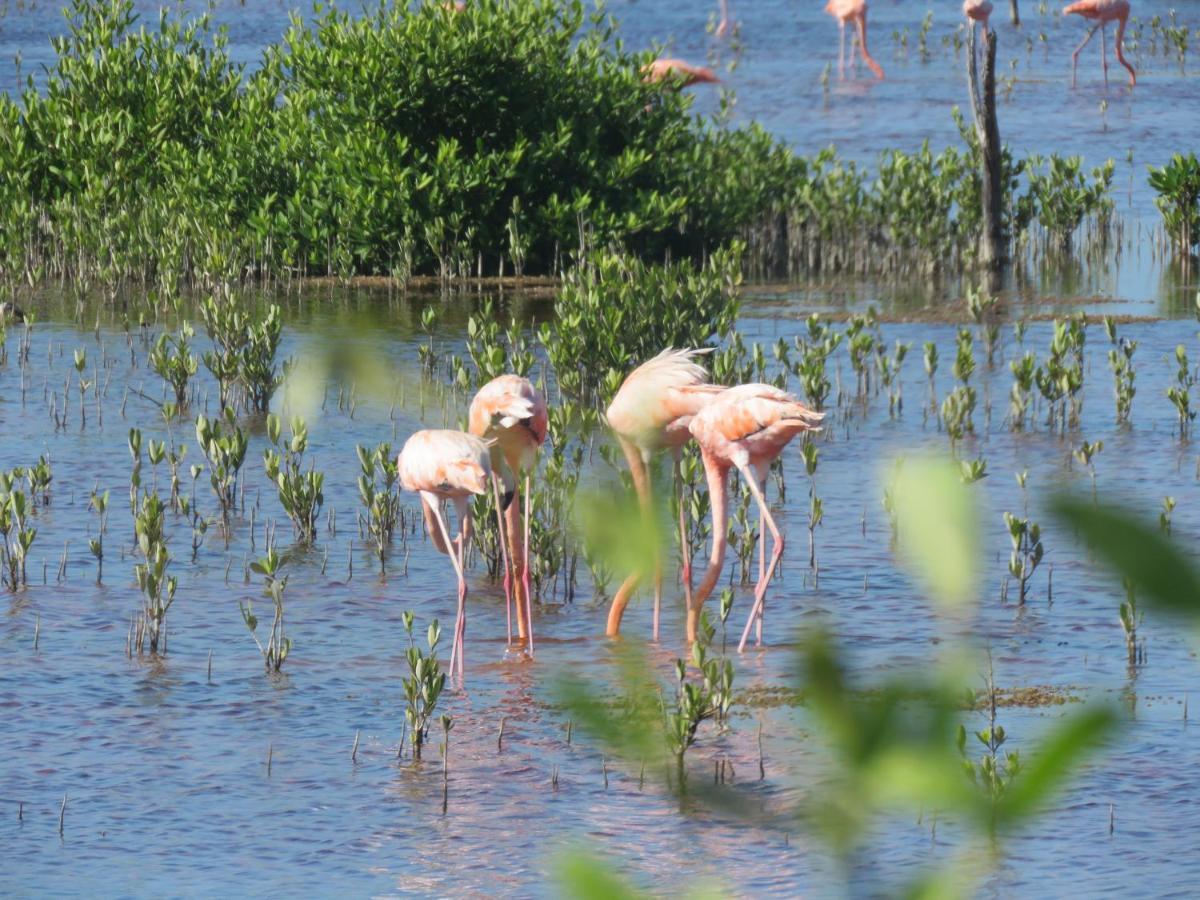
[825,0,884,80]
[398,429,514,679]
[716,0,733,38]
[1064,0,1136,87]
[964,0,994,34]
[605,349,725,639]
[687,384,824,650]
[641,58,720,88]
[468,374,548,655]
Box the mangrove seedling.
[148,323,198,409]
[1119,577,1142,667]
[263,413,324,544]
[133,492,176,655]
[1160,496,1176,535]
[88,489,109,585]
[1167,345,1196,438]
[663,612,734,780]
[241,543,291,673]
[356,442,401,574]
[402,611,446,761]
[196,410,248,524]
[1004,511,1044,605]
[1108,337,1137,425]
[1073,439,1103,500]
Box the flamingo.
[641,58,721,88]
[468,374,548,655]
[964,0,994,35]
[1063,0,1136,87]
[398,429,514,679]
[605,349,724,639]
[687,384,824,650]
[825,0,884,80]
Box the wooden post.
[967,26,1004,273]
[1010,0,1020,26]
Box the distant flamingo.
[398,429,514,679]
[605,349,725,639]
[825,0,884,80]
[716,0,732,38]
[1063,0,1136,87]
[688,384,824,650]
[964,0,994,33]
[641,58,720,88]
[469,374,548,655]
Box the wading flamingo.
[964,0,994,35]
[398,429,514,679]
[688,384,824,650]
[825,0,884,80]
[605,348,724,639]
[1063,0,1135,87]
[716,0,732,38]
[469,374,548,655]
[641,58,720,88]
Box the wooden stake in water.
[352,730,360,763]
[1109,803,1115,835]
[758,720,766,780]
[497,716,507,752]
[33,615,40,651]
[267,742,273,777]
[58,794,67,837]
[207,650,213,684]
[602,758,608,789]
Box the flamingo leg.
[737,467,784,654]
[717,0,730,38]
[1071,24,1100,88]
[1101,22,1109,87]
[674,452,693,641]
[523,473,534,656]
[455,499,472,680]
[839,20,846,79]
[424,492,467,678]
[491,475,514,647]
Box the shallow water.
[1,289,1200,896]
[1,0,1200,896]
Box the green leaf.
[888,455,978,611]
[993,705,1119,828]
[1050,495,1200,618]
[554,850,646,900]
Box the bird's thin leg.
[1071,24,1100,88]
[839,21,846,79]
[1101,22,1109,87]
[849,22,858,71]
[424,493,465,677]
[455,500,472,680]
[644,450,663,643]
[523,473,534,656]
[757,499,766,645]
[738,467,784,654]
[674,451,692,641]
[607,438,651,637]
[491,475,514,647]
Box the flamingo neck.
[858,13,883,79]
[692,453,729,608]
[1115,16,1136,85]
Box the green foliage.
[149,323,198,409]
[1003,512,1044,605]
[1024,155,1114,250]
[1148,152,1200,254]
[263,413,324,544]
[401,611,447,761]
[356,442,401,574]
[544,246,741,406]
[241,542,291,672]
[0,472,36,590]
[133,491,176,654]
[195,409,248,522]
